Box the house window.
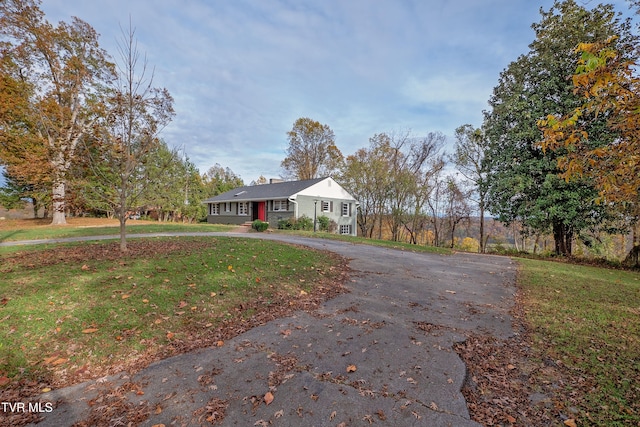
[224,202,231,212]
[340,224,351,235]
[342,202,350,217]
[210,203,219,215]
[321,201,332,212]
[273,200,287,211]
[238,202,248,215]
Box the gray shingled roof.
[203,177,326,203]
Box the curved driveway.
[26,233,516,426]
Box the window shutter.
[330,201,333,212]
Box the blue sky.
[38,0,634,184]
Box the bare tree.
[83,22,174,251]
[443,177,472,248]
[451,124,490,252]
[339,131,445,243]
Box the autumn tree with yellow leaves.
[539,36,640,265]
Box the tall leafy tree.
[0,0,115,225]
[180,157,208,223]
[483,0,632,255]
[540,35,640,265]
[451,124,489,252]
[203,163,244,194]
[339,139,390,238]
[281,117,343,180]
[141,141,184,222]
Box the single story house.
[203,177,359,235]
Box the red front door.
[258,202,266,221]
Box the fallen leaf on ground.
[445,290,456,294]
[264,391,274,405]
[564,420,577,427]
[347,364,357,373]
[82,328,98,334]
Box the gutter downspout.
[288,196,298,219]
[354,200,360,236]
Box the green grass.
[518,258,640,426]
[276,229,452,255]
[0,222,233,242]
[0,236,342,386]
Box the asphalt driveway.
[27,233,517,426]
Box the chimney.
[269,178,283,184]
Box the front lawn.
[520,259,640,426]
[0,236,347,391]
[458,258,640,426]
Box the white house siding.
[295,177,354,200]
[295,195,357,236]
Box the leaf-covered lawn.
[457,258,640,426]
[0,237,348,394]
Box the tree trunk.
[118,189,128,251]
[119,216,128,252]
[479,203,485,253]
[552,222,573,256]
[623,222,639,267]
[50,180,67,225]
[450,224,456,248]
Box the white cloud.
[24,0,634,185]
